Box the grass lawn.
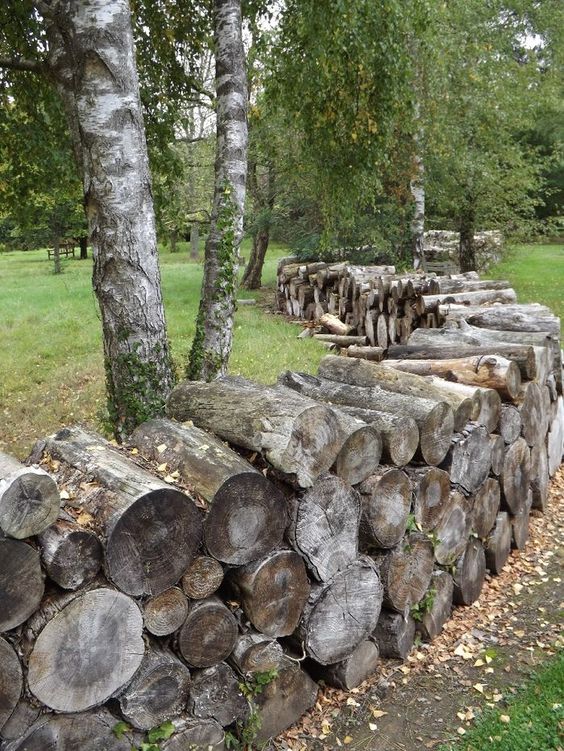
[439,651,564,751]
[0,240,325,457]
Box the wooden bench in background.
[47,240,76,260]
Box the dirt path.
[271,467,564,751]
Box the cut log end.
[453,539,486,606]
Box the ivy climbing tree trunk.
[242,161,275,290]
[188,0,248,380]
[42,0,174,439]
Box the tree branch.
[0,57,46,74]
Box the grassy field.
[439,652,564,751]
[0,240,325,457]
[0,240,562,458]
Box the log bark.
[500,438,531,515]
[498,405,522,444]
[372,610,415,660]
[296,557,383,665]
[428,278,511,294]
[384,354,521,401]
[38,514,102,591]
[0,636,22,731]
[313,334,367,347]
[518,382,548,448]
[229,549,310,637]
[189,663,249,727]
[471,478,501,539]
[440,304,560,335]
[530,443,549,512]
[338,406,419,467]
[489,434,505,476]
[484,512,512,575]
[319,313,351,336]
[129,418,286,564]
[316,640,380,690]
[181,556,224,600]
[43,427,203,596]
[419,288,517,313]
[27,588,144,712]
[407,467,451,532]
[0,539,44,632]
[161,719,225,751]
[318,355,461,441]
[440,424,491,493]
[433,490,472,566]
[453,539,486,606]
[286,474,361,581]
[254,657,318,744]
[387,343,536,381]
[358,469,411,549]
[0,453,60,539]
[372,533,434,615]
[228,631,284,674]
[166,377,344,487]
[143,587,189,636]
[345,345,385,361]
[117,645,191,730]
[415,570,453,642]
[177,597,238,668]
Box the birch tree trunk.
[188,0,248,380]
[43,0,174,440]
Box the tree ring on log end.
[280,405,343,487]
[419,402,454,466]
[106,489,203,596]
[0,470,60,539]
[28,588,144,712]
[177,598,238,668]
[205,472,286,564]
[0,539,44,632]
[0,635,23,729]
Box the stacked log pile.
[423,230,503,270]
[1,270,563,750]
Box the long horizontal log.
[129,418,286,564]
[439,304,560,335]
[280,367,453,466]
[428,278,511,294]
[166,377,344,488]
[313,334,367,347]
[345,345,385,361]
[418,287,517,314]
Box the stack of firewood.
[1,272,563,750]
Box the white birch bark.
[410,101,425,271]
[41,0,174,439]
[188,0,248,380]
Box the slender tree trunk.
[79,235,88,260]
[53,236,61,275]
[188,0,248,380]
[43,0,174,439]
[190,222,200,260]
[459,202,476,272]
[170,229,178,253]
[410,151,425,271]
[242,163,275,289]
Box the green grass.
[0,239,324,457]
[439,652,564,751]
[488,243,564,320]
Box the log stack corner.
[0,261,563,750]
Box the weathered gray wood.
[345,345,385,361]
[143,587,189,636]
[419,287,517,313]
[373,533,434,615]
[485,512,512,575]
[189,663,249,727]
[177,597,238,668]
[27,588,144,712]
[439,303,560,335]
[433,490,472,567]
[358,469,411,549]
[316,640,380,690]
[427,278,511,294]
[547,397,564,476]
[181,556,224,600]
[453,539,486,606]
[43,427,203,596]
[38,515,102,590]
[407,467,451,532]
[313,334,367,346]
[415,570,454,642]
[129,418,286,564]
[166,377,344,487]
[287,474,361,581]
[317,357,458,454]
[518,382,548,448]
[161,719,225,751]
[500,438,531,515]
[530,443,549,512]
[498,405,522,444]
[229,549,310,637]
[323,405,418,467]
[0,453,60,539]
[0,698,40,742]
[228,631,284,674]
[0,539,44,632]
[296,556,383,664]
[118,645,191,730]
[319,313,351,336]
[0,636,22,731]
[254,657,319,744]
[372,610,415,659]
[440,424,491,493]
[489,434,505,476]
[471,478,501,539]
